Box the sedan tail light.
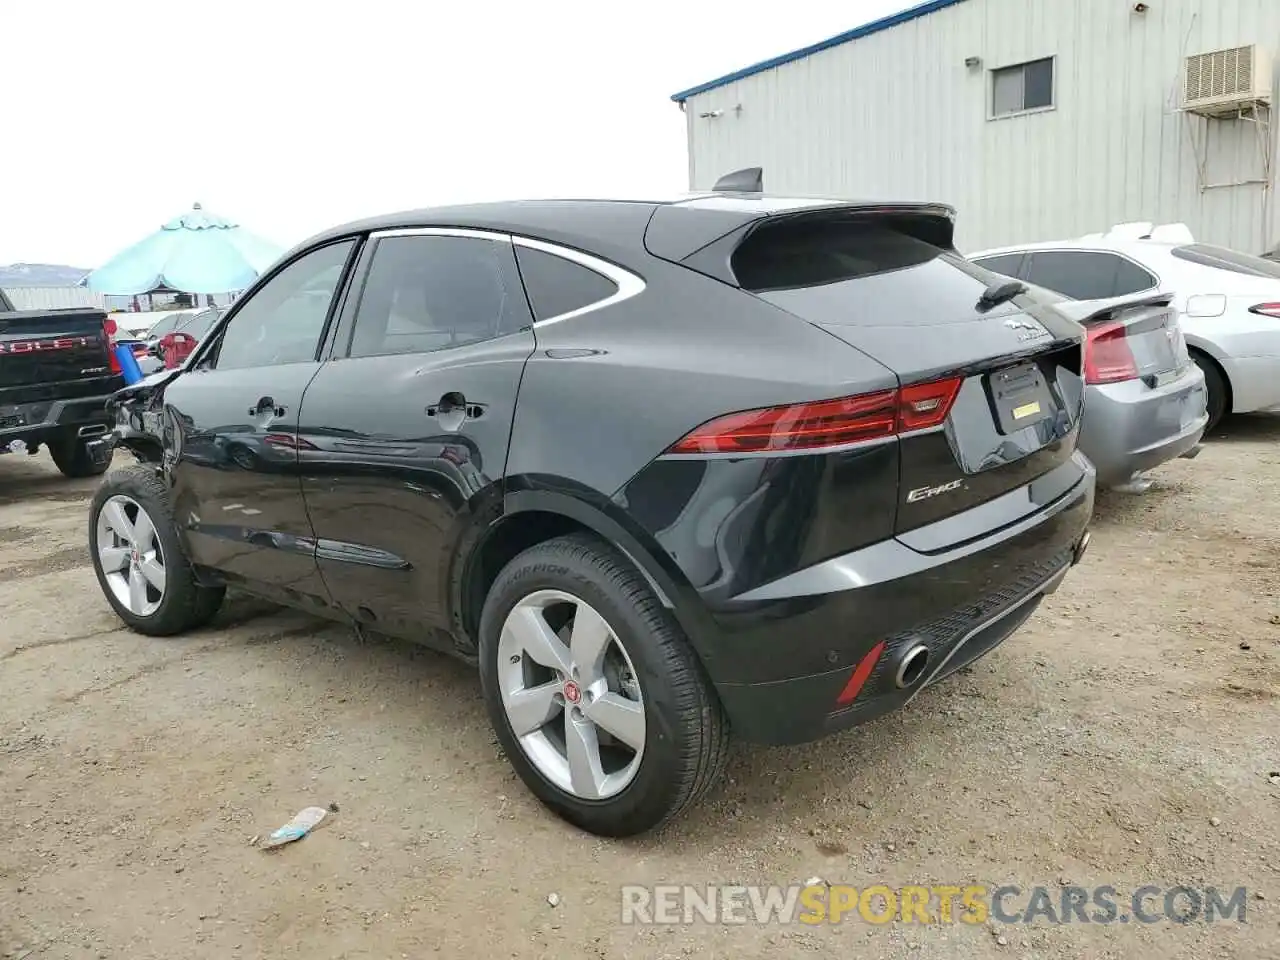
[1248,302,1280,319]
[1083,321,1138,384]
[667,376,963,455]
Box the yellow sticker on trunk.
[1012,401,1042,420]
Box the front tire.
[49,428,111,478]
[478,533,729,837]
[89,466,225,636]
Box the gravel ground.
[1,419,1278,959]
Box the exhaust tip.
[77,424,109,438]
[894,644,931,689]
[1073,531,1092,565]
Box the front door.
[296,229,535,641]
[164,238,359,604]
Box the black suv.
[88,184,1094,836]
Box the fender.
[452,479,722,675]
[504,486,681,610]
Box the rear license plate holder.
[988,362,1054,434]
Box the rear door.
[729,214,1088,536]
[296,229,535,641]
[163,238,359,604]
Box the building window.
[991,57,1054,117]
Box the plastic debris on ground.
[259,806,329,850]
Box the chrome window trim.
[369,226,512,243]
[364,227,646,328]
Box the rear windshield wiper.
[976,279,1027,312]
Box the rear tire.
[49,428,111,478]
[478,533,729,837]
[89,465,225,636]
[1192,351,1228,433]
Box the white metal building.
[672,0,1279,255]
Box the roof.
[969,223,1199,259]
[289,195,955,277]
[669,0,970,103]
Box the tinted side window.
[1022,251,1124,300]
[1172,243,1280,278]
[347,236,530,358]
[213,241,354,370]
[1113,257,1158,295]
[972,253,1025,278]
[515,245,618,322]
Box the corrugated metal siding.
[1,286,107,311]
[682,0,1280,254]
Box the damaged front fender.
[96,368,183,465]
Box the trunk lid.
[0,308,116,402]
[1052,293,1188,388]
[729,212,1086,538]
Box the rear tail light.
[104,318,122,373]
[1083,321,1138,384]
[1248,302,1280,319]
[667,376,963,455]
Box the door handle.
[249,396,286,418]
[426,392,484,420]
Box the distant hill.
[0,263,91,287]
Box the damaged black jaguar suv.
[86,173,1094,836]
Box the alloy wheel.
[497,590,646,800]
[96,494,166,617]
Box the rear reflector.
[1083,321,1138,384]
[668,376,963,455]
[835,641,886,706]
[1248,302,1280,319]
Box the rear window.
[180,309,220,338]
[1172,244,1280,278]
[731,219,997,326]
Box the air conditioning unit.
[1183,44,1273,117]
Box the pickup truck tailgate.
[0,309,115,399]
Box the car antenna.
[712,167,764,193]
[976,278,1027,312]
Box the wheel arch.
[1186,343,1233,415]
[451,481,710,667]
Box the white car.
[971,223,1280,430]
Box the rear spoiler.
[646,195,957,286]
[1048,291,1175,326]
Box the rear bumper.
[704,455,1095,745]
[1078,367,1208,486]
[0,394,115,445]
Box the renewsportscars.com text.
[620,883,1249,926]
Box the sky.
[3,0,915,268]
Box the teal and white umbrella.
[85,203,283,295]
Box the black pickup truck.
[0,288,122,477]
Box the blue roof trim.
[670,0,970,102]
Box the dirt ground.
[1,419,1278,960]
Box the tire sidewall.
[1193,354,1227,432]
[478,542,696,834]
[51,429,111,478]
